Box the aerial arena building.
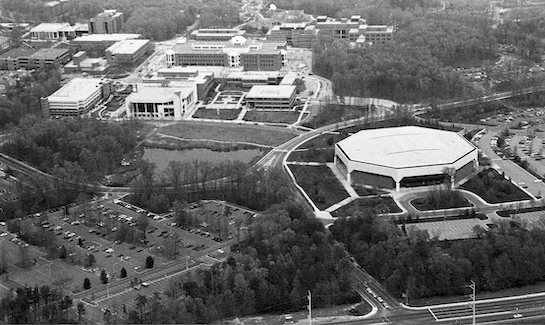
[334,126,478,191]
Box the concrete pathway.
[327,163,359,198]
[326,197,356,212]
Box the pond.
[142,148,263,174]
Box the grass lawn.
[193,109,240,120]
[289,165,349,210]
[287,148,334,163]
[158,121,297,147]
[410,191,473,211]
[331,197,402,216]
[243,110,301,124]
[409,280,545,307]
[461,168,531,203]
[353,186,388,197]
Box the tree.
[145,256,154,269]
[120,267,127,279]
[77,302,86,323]
[85,254,96,268]
[135,294,148,323]
[82,278,91,291]
[100,270,108,284]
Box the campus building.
[70,34,143,56]
[30,23,88,41]
[190,28,246,41]
[334,126,478,191]
[267,15,394,47]
[266,22,317,48]
[64,51,109,75]
[89,9,124,34]
[245,85,297,110]
[152,67,215,100]
[0,48,71,70]
[105,39,154,67]
[125,82,197,120]
[167,36,287,71]
[41,77,112,117]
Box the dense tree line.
[199,0,240,28]
[126,202,357,323]
[330,209,545,301]
[0,286,77,324]
[0,66,61,129]
[1,117,139,182]
[127,161,292,213]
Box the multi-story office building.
[314,15,393,44]
[190,28,246,41]
[167,36,287,71]
[267,15,394,47]
[70,33,142,56]
[0,48,71,70]
[105,39,154,67]
[0,36,11,52]
[152,67,215,100]
[89,10,124,34]
[245,85,297,110]
[125,82,197,120]
[266,23,317,48]
[41,77,112,117]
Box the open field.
[331,197,402,217]
[288,164,349,210]
[243,110,301,124]
[193,109,240,120]
[158,121,298,147]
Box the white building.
[245,85,297,110]
[334,126,478,191]
[42,78,111,117]
[30,23,87,40]
[125,82,197,120]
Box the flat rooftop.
[336,126,476,169]
[127,84,194,103]
[49,78,105,102]
[0,47,37,58]
[172,38,285,55]
[30,23,71,32]
[106,39,150,55]
[72,34,142,42]
[246,85,296,99]
[30,48,69,60]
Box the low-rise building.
[0,47,35,70]
[70,33,143,57]
[153,67,215,100]
[30,23,86,41]
[190,28,246,41]
[29,48,71,69]
[64,51,109,75]
[167,36,287,71]
[245,85,296,110]
[89,9,124,34]
[41,77,112,117]
[125,82,197,120]
[105,39,154,67]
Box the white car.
[0,232,7,237]
[513,313,523,319]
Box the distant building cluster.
[266,15,394,48]
[166,36,287,71]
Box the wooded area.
[125,202,358,323]
[330,209,545,300]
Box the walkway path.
[327,163,359,198]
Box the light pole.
[469,280,476,325]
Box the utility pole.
[469,280,476,325]
[307,290,312,325]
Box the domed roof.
[230,35,247,46]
